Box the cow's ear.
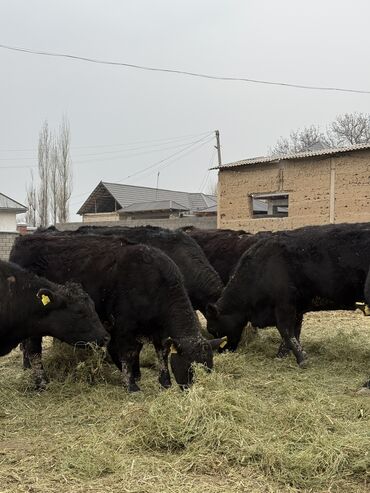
[206,303,219,319]
[36,288,58,308]
[209,336,228,351]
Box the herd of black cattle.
[0,221,369,392]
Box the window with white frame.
[251,193,289,218]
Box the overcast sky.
[1,0,369,221]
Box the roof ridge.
[215,142,370,170]
[0,192,27,210]
[102,181,208,196]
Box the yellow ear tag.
[219,336,228,349]
[356,302,370,316]
[170,344,177,354]
[41,294,51,306]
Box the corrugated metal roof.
[0,193,27,212]
[120,200,189,213]
[77,181,217,215]
[195,204,217,213]
[214,143,370,170]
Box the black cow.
[10,234,225,391]
[206,222,370,366]
[0,260,109,359]
[58,225,225,317]
[183,227,273,284]
[364,267,370,312]
[362,268,370,390]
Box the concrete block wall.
[0,232,18,260]
[83,212,120,223]
[218,149,370,232]
[59,216,217,231]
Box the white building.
[0,193,27,232]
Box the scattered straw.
[0,311,369,493]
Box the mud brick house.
[215,144,370,232]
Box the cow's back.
[74,225,224,312]
[246,222,370,308]
[186,228,273,283]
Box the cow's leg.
[108,332,141,392]
[111,339,142,381]
[276,313,303,358]
[153,340,171,389]
[132,342,143,381]
[22,337,48,390]
[121,354,140,392]
[20,342,31,369]
[275,306,306,366]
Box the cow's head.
[34,282,110,347]
[205,303,245,351]
[168,336,226,388]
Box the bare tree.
[49,137,59,225]
[25,117,73,227]
[327,112,370,146]
[270,125,328,155]
[56,117,72,224]
[37,121,51,226]
[270,113,370,156]
[25,170,37,227]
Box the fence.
[58,216,217,231]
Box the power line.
[0,136,212,162]
[0,130,211,153]
[0,164,36,169]
[130,137,215,183]
[119,134,214,182]
[68,133,215,204]
[1,43,370,95]
[199,148,216,192]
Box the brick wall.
[218,149,370,232]
[0,232,18,260]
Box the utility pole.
[214,130,222,229]
[156,172,160,200]
[215,130,222,167]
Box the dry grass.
[0,311,369,493]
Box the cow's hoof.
[276,349,290,359]
[35,379,48,392]
[298,358,308,369]
[159,373,171,389]
[160,382,171,390]
[128,383,141,393]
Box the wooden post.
[215,130,222,167]
[215,131,222,228]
